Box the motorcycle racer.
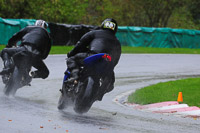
[66,18,121,100]
[0,20,52,79]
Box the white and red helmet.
[35,20,48,29]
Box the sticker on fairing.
[103,21,116,31]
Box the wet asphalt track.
[0,54,200,133]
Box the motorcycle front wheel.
[57,83,75,110]
[74,76,98,114]
[4,67,21,96]
[58,82,70,110]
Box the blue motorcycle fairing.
[83,53,106,67]
[63,53,109,82]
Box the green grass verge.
[1,45,200,54]
[49,46,74,54]
[0,45,5,50]
[122,46,200,54]
[51,46,200,54]
[0,45,74,54]
[128,77,200,107]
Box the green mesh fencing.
[116,26,200,48]
[1,18,200,48]
[0,18,35,45]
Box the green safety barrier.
[116,26,200,48]
[1,18,200,48]
[0,18,35,45]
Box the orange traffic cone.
[177,92,183,103]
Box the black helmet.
[101,18,118,34]
[35,20,48,29]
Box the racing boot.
[97,76,114,101]
[65,68,79,85]
[66,78,78,85]
[0,59,14,75]
[29,71,38,78]
[97,84,114,101]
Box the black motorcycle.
[1,51,32,96]
[58,53,113,114]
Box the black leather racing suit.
[0,26,52,79]
[67,29,121,98]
